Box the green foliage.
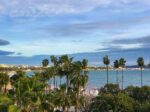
[0,93,13,112]
[0,72,9,92]
[133,101,150,112]
[42,59,49,67]
[119,58,126,67]
[100,84,120,94]
[8,105,20,112]
[90,84,150,112]
[103,55,110,65]
[82,59,88,69]
[114,60,119,68]
[90,93,133,112]
[137,57,144,67]
[148,63,150,68]
[1,55,150,112]
[125,86,150,102]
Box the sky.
[0,0,150,66]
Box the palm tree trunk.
[75,88,80,112]
[53,76,55,89]
[122,68,124,90]
[66,75,69,92]
[63,106,66,112]
[60,77,62,86]
[107,65,109,84]
[141,67,143,87]
[116,70,119,85]
[49,79,51,89]
[56,80,57,89]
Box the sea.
[27,69,150,89]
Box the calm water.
[87,70,150,89]
[27,70,150,89]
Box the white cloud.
[0,0,105,17]
[0,0,149,17]
[119,43,143,49]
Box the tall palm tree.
[103,55,110,84]
[50,55,58,89]
[71,61,88,112]
[119,58,126,90]
[114,60,119,85]
[42,59,49,67]
[0,72,9,93]
[55,84,72,112]
[137,57,144,87]
[59,55,73,90]
[82,59,88,69]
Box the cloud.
[0,0,150,17]
[72,40,83,43]
[41,21,127,37]
[0,50,14,56]
[111,36,150,47]
[41,14,150,37]
[0,0,107,17]
[97,36,150,52]
[0,39,10,46]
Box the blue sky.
[0,0,150,65]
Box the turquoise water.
[87,70,150,89]
[27,70,150,89]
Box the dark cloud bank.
[0,39,10,46]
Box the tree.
[54,84,72,112]
[103,55,110,84]
[82,59,88,69]
[114,60,119,85]
[0,72,9,93]
[42,59,49,67]
[8,105,20,112]
[59,55,73,90]
[137,57,144,87]
[125,86,150,102]
[0,93,13,112]
[119,58,126,90]
[148,63,150,69]
[11,75,46,112]
[50,55,59,89]
[100,83,120,95]
[89,93,133,112]
[71,61,88,112]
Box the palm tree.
[137,57,144,87]
[103,55,110,84]
[119,58,126,90]
[42,59,49,67]
[55,84,72,112]
[148,63,150,69]
[0,72,9,93]
[82,59,88,69]
[59,55,73,90]
[114,60,119,85]
[12,76,46,111]
[50,55,58,89]
[71,61,88,112]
